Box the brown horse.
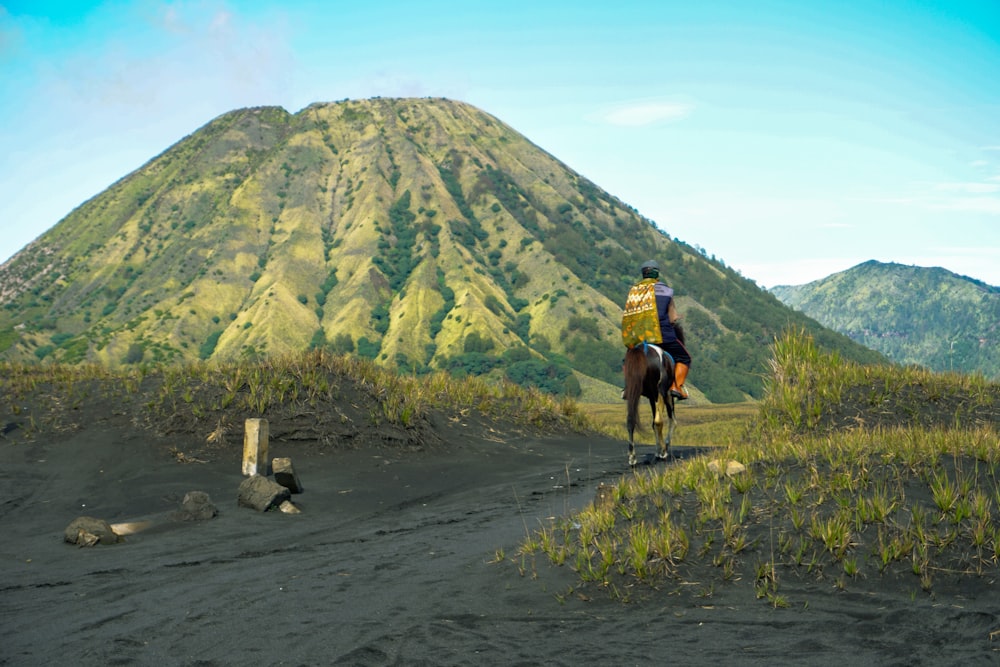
[623,324,684,466]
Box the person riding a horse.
[626,259,692,400]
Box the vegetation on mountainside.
[772,260,1000,379]
[0,97,884,402]
[517,329,1000,605]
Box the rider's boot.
[670,363,690,400]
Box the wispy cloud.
[877,195,1000,215]
[927,177,1000,214]
[869,178,1000,216]
[599,100,693,127]
[938,245,1000,255]
[931,181,1000,194]
[934,197,1000,214]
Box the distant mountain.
[0,97,885,402]
[771,260,999,378]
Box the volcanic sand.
[2,407,998,666]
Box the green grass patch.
[517,328,1000,604]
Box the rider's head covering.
[640,259,660,279]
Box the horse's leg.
[627,426,637,467]
[626,393,639,467]
[651,394,665,460]
[654,359,677,461]
[660,393,675,460]
[654,393,669,459]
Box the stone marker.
[242,418,269,476]
[272,457,304,494]
[64,516,120,546]
[237,474,290,512]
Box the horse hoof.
[656,452,670,461]
[628,456,637,467]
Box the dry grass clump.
[518,329,1000,605]
[0,348,591,442]
[757,327,997,434]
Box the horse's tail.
[674,321,686,346]
[624,346,647,433]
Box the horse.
[622,324,685,467]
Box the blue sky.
[1,0,998,287]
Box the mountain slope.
[0,98,884,401]
[771,260,999,378]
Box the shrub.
[504,359,574,395]
[514,313,531,341]
[566,315,601,339]
[309,328,326,350]
[123,343,145,364]
[447,352,502,376]
[356,336,380,359]
[372,303,390,335]
[484,295,504,316]
[51,333,74,346]
[332,332,355,354]
[320,270,339,293]
[503,346,533,363]
[199,331,223,360]
[463,332,494,354]
[61,338,89,364]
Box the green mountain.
[0,97,884,402]
[771,260,1000,378]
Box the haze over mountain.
[772,260,999,379]
[0,97,884,402]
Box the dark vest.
[653,282,677,343]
